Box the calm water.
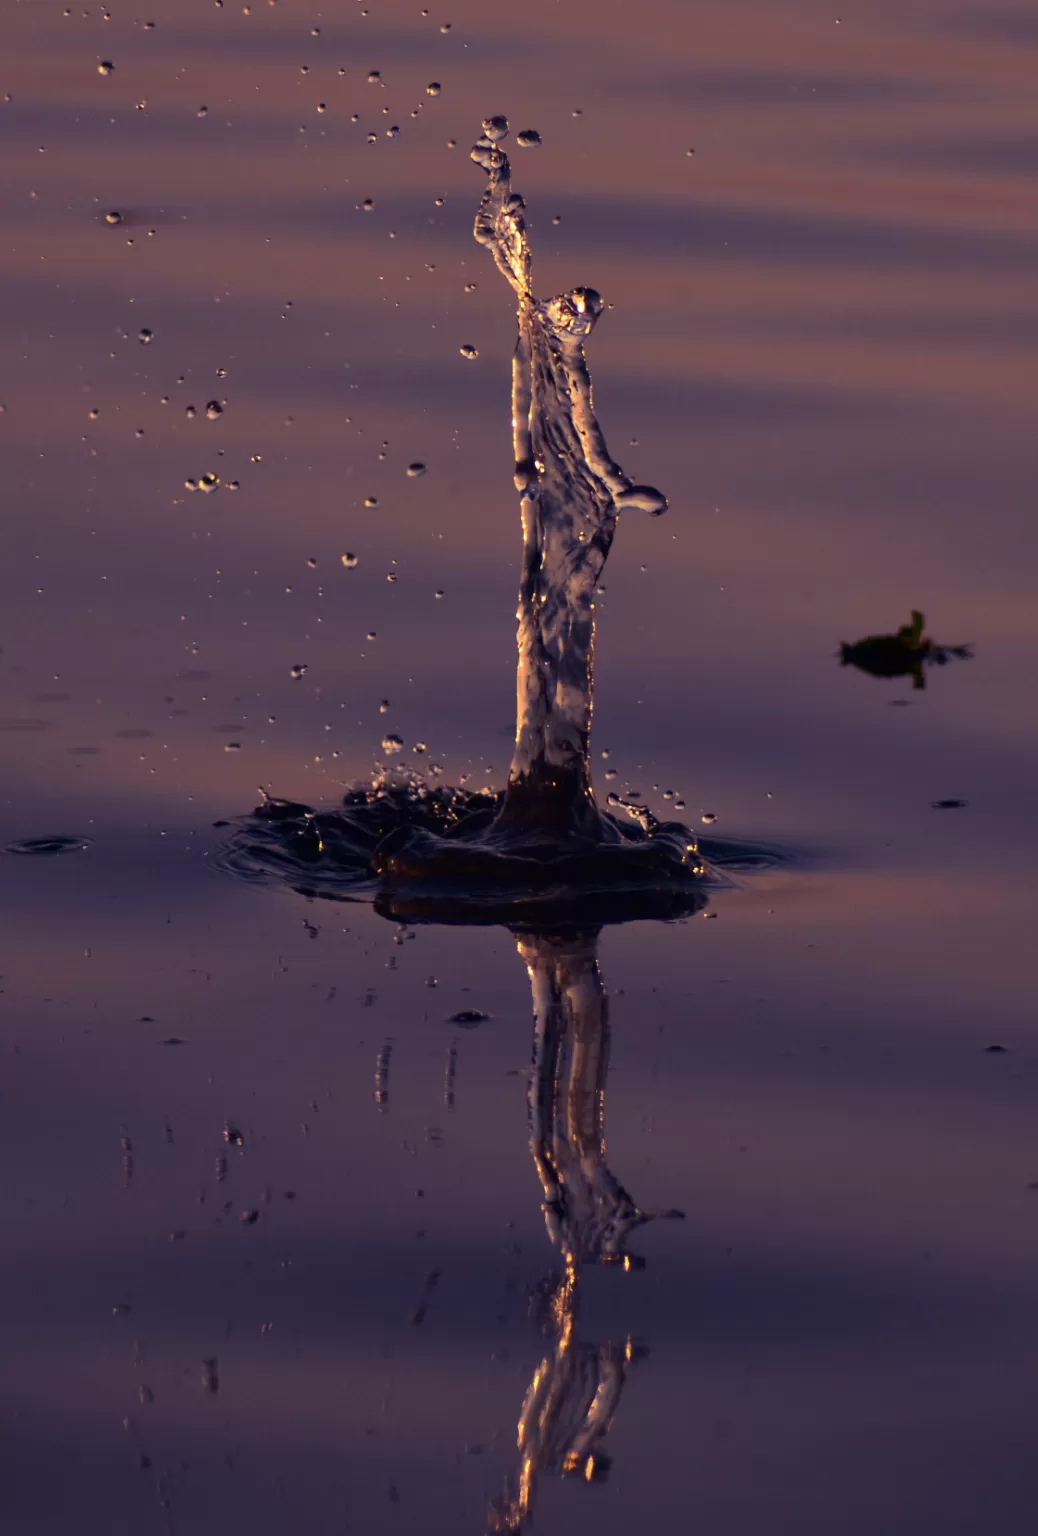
[2,0,1038,1531]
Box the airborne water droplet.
[516,129,541,148]
[364,495,378,508]
[406,462,426,477]
[290,664,308,680]
[98,61,114,76]
[206,400,223,419]
[459,343,478,359]
[104,210,122,225]
[341,552,359,568]
[381,733,404,754]
[426,82,441,96]
[138,328,153,345]
[481,115,509,142]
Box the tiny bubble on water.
[459,343,478,359]
[406,462,426,477]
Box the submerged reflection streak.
[489,928,684,1533]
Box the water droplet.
[198,472,219,493]
[459,343,478,359]
[138,328,153,345]
[185,404,196,419]
[434,589,444,598]
[98,61,114,76]
[367,70,381,83]
[367,132,377,145]
[386,573,397,583]
[379,699,390,713]
[439,21,452,32]
[341,552,359,568]
[481,115,508,142]
[516,129,541,148]
[104,210,122,225]
[614,484,667,516]
[361,197,375,210]
[406,462,426,478]
[364,495,378,508]
[700,812,716,825]
[88,407,100,419]
[381,733,404,754]
[448,1009,490,1028]
[317,102,327,113]
[387,124,400,137]
[206,400,223,419]
[426,81,441,96]
[197,105,208,117]
[185,478,198,491]
[290,664,308,680]
[224,741,241,752]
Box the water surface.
[2,0,1037,1531]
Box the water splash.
[223,119,725,918]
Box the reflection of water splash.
[489,929,682,1533]
[220,118,705,915]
